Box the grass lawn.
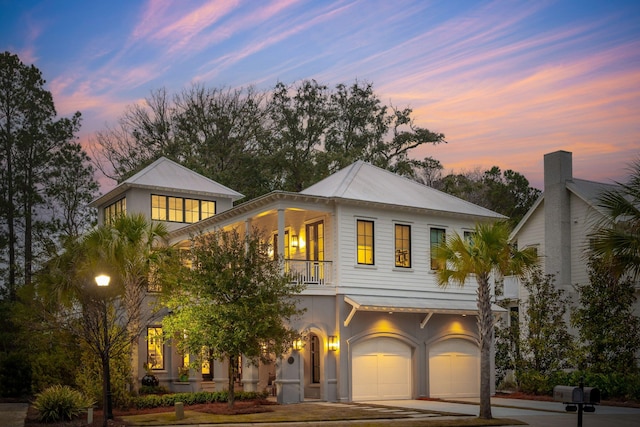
[121,401,526,426]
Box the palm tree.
[590,160,640,279]
[434,221,538,419]
[83,213,171,390]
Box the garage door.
[429,338,479,398]
[352,337,411,401]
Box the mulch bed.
[24,399,276,427]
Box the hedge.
[517,370,640,400]
[132,390,268,409]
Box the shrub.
[139,385,169,395]
[132,390,268,409]
[33,385,94,422]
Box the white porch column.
[212,359,229,392]
[241,357,260,392]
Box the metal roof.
[90,157,244,207]
[301,161,505,219]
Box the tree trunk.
[477,275,493,419]
[227,355,236,408]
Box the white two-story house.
[91,157,507,403]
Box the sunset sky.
[1,0,639,192]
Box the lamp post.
[95,274,113,426]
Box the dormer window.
[151,195,216,223]
[104,198,126,224]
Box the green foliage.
[162,227,305,406]
[517,370,640,400]
[435,221,539,419]
[94,79,445,201]
[494,306,520,387]
[75,344,134,410]
[33,385,94,422]
[132,391,268,409]
[520,269,574,373]
[571,255,640,375]
[0,51,98,297]
[434,167,540,226]
[0,351,32,397]
[589,159,640,279]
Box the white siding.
[334,203,479,298]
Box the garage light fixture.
[328,335,338,351]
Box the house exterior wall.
[334,203,479,298]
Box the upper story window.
[395,224,411,268]
[357,219,374,265]
[151,195,216,223]
[430,227,446,270]
[104,197,126,224]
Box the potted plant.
[142,362,159,387]
[178,366,189,382]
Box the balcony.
[285,260,332,286]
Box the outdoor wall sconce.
[328,335,338,351]
[291,235,299,248]
[292,338,303,351]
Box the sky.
[1,0,639,192]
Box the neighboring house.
[507,150,639,328]
[91,157,507,403]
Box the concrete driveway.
[366,397,640,427]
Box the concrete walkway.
[369,397,640,427]
[0,402,28,427]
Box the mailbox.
[583,387,600,404]
[553,385,600,404]
[553,385,583,403]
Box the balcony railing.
[285,260,332,286]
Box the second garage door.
[352,337,412,401]
[429,338,480,398]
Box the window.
[395,224,411,268]
[168,197,183,222]
[464,230,474,246]
[430,228,446,270]
[273,230,290,260]
[151,194,216,223]
[311,334,320,384]
[357,220,374,265]
[201,347,213,380]
[104,198,126,224]
[151,195,167,221]
[185,198,199,223]
[306,221,324,261]
[147,327,164,370]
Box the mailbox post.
[553,380,600,427]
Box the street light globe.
[95,274,110,287]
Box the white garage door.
[429,338,479,398]
[352,337,411,401]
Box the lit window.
[185,199,199,223]
[104,198,126,224]
[152,195,215,223]
[395,224,411,268]
[430,228,446,270]
[201,201,215,220]
[147,327,164,370]
[151,195,167,221]
[357,220,374,265]
[168,197,183,222]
